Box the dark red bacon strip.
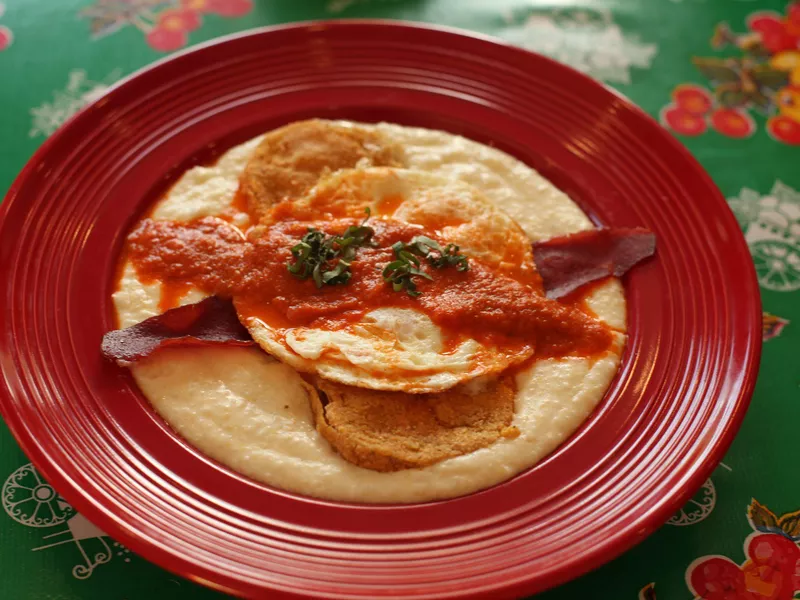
[533,228,656,299]
[101,296,254,364]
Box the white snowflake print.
[498,8,658,84]
[29,68,122,138]
[728,181,800,292]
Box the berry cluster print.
[80,0,253,53]
[661,1,800,145]
[686,500,800,600]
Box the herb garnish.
[382,242,434,297]
[382,235,469,297]
[286,209,374,288]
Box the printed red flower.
[159,8,202,33]
[182,0,252,17]
[747,6,800,54]
[689,556,752,600]
[146,27,188,52]
[0,25,12,52]
[789,3,800,29]
[749,14,788,36]
[146,8,202,52]
[672,84,713,115]
[662,105,708,136]
[687,534,800,600]
[710,108,755,138]
[767,115,800,144]
[742,534,800,600]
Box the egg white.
[242,167,538,392]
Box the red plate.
[0,21,761,599]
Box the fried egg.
[240,167,538,393]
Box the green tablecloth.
[1,1,798,598]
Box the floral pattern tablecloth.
[1,1,798,599]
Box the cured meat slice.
[101,296,254,364]
[308,376,519,472]
[533,228,656,299]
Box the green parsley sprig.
[286,209,374,288]
[382,235,469,297]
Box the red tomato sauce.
[125,210,614,359]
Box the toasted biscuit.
[238,119,404,219]
[309,377,519,472]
